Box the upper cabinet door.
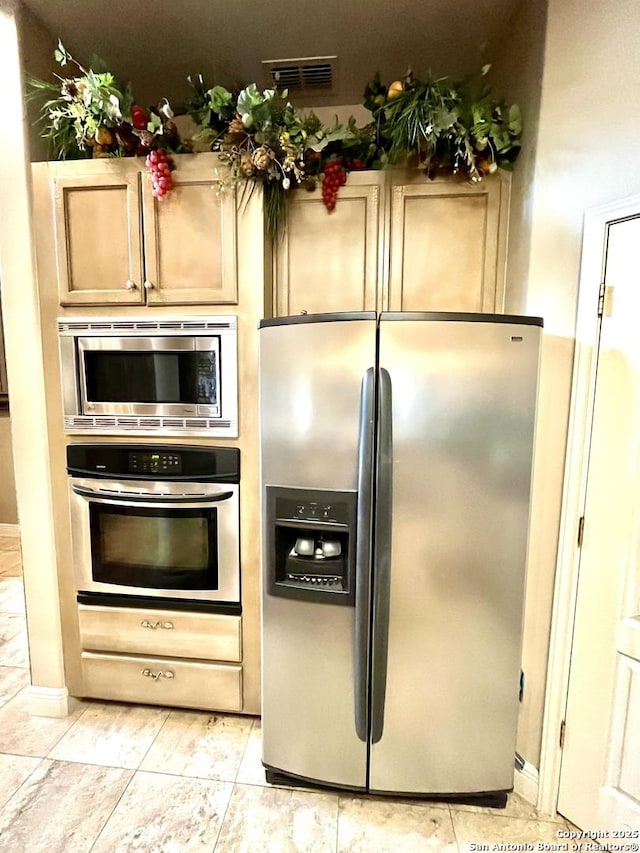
[141,160,238,306]
[272,172,384,316]
[53,173,145,306]
[387,173,509,313]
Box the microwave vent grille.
[180,321,231,330]
[122,322,166,330]
[57,317,237,334]
[110,321,153,330]
[63,415,234,435]
[59,322,91,332]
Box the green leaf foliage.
[363,67,522,179]
[29,42,522,238]
[27,42,180,159]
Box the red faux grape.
[321,159,347,212]
[146,149,174,200]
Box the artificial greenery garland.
[29,44,522,240]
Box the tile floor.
[0,534,573,852]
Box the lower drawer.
[80,652,243,712]
[78,605,242,661]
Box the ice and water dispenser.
[265,487,357,605]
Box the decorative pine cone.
[228,117,245,135]
[163,120,178,140]
[95,126,115,147]
[240,152,255,177]
[138,129,155,148]
[252,146,272,172]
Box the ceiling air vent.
[262,56,337,94]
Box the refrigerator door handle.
[371,366,393,744]
[354,367,375,742]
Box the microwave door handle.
[70,485,234,504]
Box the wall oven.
[67,444,240,612]
[58,316,238,437]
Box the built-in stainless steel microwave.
[58,316,238,437]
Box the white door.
[557,215,640,830]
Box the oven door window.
[89,504,219,591]
[83,350,219,407]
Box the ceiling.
[21,0,521,113]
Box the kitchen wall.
[17,1,56,161]
[526,0,640,323]
[493,0,640,770]
[0,0,68,713]
[0,416,18,524]
[0,0,55,530]
[0,287,18,525]
[0,0,55,524]
[489,0,550,767]
[0,2,51,528]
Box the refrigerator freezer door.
[259,314,377,788]
[370,315,541,795]
[260,314,377,491]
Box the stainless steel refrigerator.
[258,311,542,807]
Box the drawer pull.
[141,668,175,682]
[140,620,174,630]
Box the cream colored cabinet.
[51,153,238,307]
[272,170,509,316]
[386,171,509,312]
[81,652,243,712]
[272,171,385,315]
[77,604,244,711]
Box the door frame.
[537,193,640,815]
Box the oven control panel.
[66,444,240,483]
[128,452,183,474]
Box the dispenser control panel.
[295,503,335,522]
[277,497,349,526]
[266,486,357,606]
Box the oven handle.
[71,485,234,504]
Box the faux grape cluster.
[146,149,174,199]
[321,159,347,212]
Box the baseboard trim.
[27,685,75,718]
[0,523,19,538]
[514,759,539,806]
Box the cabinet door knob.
[143,279,155,290]
[125,279,137,291]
